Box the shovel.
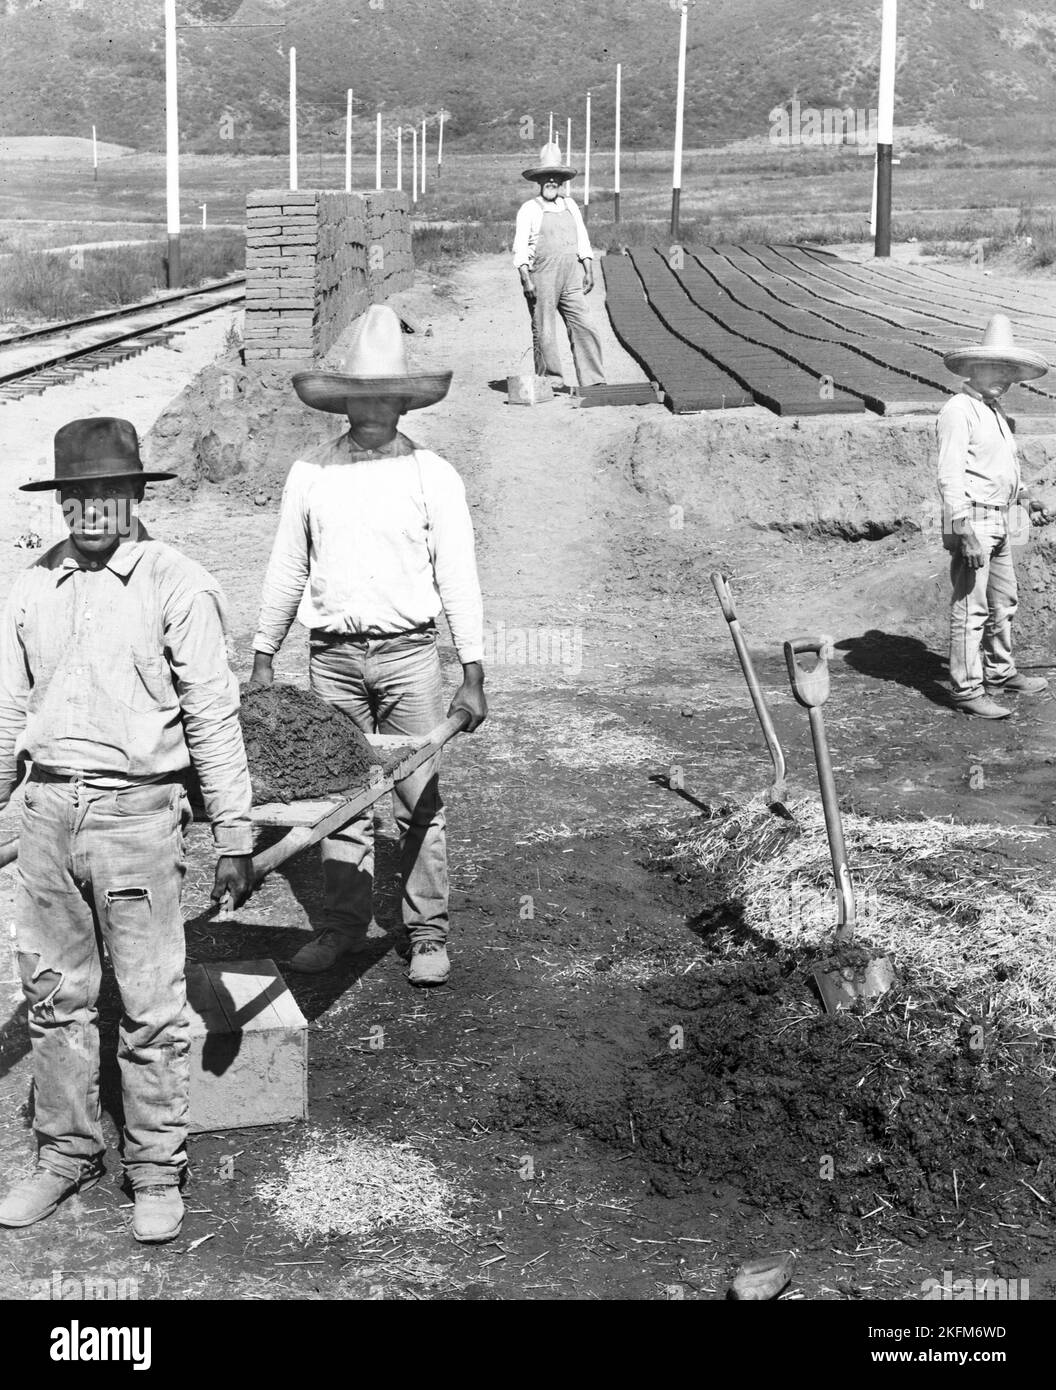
[711,571,791,815]
[783,636,896,1013]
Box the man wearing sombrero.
[938,314,1052,718]
[0,418,254,1241]
[514,141,606,392]
[250,305,486,985]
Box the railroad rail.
[0,276,246,403]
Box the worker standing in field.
[0,418,254,1242]
[250,305,487,987]
[938,315,1052,718]
[514,141,606,393]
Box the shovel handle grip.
[710,571,738,623]
[783,634,836,708]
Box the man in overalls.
[513,142,606,393]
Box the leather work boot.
[986,674,1050,696]
[288,923,388,973]
[132,1186,184,1244]
[956,695,1012,719]
[0,1167,101,1228]
[407,941,450,986]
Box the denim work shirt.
[0,524,253,856]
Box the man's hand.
[248,652,275,688]
[582,260,595,294]
[1027,497,1055,526]
[958,526,985,569]
[520,270,536,301]
[212,855,254,911]
[448,662,487,732]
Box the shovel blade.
[814,954,896,1013]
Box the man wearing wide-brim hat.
[513,141,606,393]
[0,418,255,1241]
[937,314,1053,718]
[250,304,486,986]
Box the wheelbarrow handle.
[783,634,836,709]
[710,571,738,623]
[248,708,472,886]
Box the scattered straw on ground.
[255,1130,467,1244]
[658,797,1056,1029]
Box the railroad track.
[0,276,246,403]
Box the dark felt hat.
[19,417,176,492]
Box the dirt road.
[0,255,1054,1301]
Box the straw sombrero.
[943,314,1049,382]
[292,304,452,413]
[522,140,576,183]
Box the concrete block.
[186,959,307,1132]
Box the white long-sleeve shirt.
[513,195,593,269]
[936,388,1022,523]
[253,432,485,664]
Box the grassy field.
[0,229,243,322]
[2,142,1055,237]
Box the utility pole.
[164,0,181,286]
[289,46,298,190]
[345,88,353,192]
[584,89,591,220]
[874,0,897,257]
[671,2,688,240]
[614,62,622,223]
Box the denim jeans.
[15,778,192,1188]
[309,630,448,943]
[946,512,1018,702]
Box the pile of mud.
[143,348,336,497]
[628,412,1056,539]
[493,955,1056,1243]
[240,683,380,803]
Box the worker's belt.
[312,621,437,645]
[28,766,185,791]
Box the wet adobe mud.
[239,682,381,803]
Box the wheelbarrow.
[0,712,471,897]
[711,571,791,815]
[783,636,896,1013]
[243,710,469,887]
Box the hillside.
[3,0,1056,153]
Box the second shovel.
[711,571,791,816]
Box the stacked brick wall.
[244,189,413,362]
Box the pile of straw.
[256,1130,466,1243]
[659,798,1056,1029]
